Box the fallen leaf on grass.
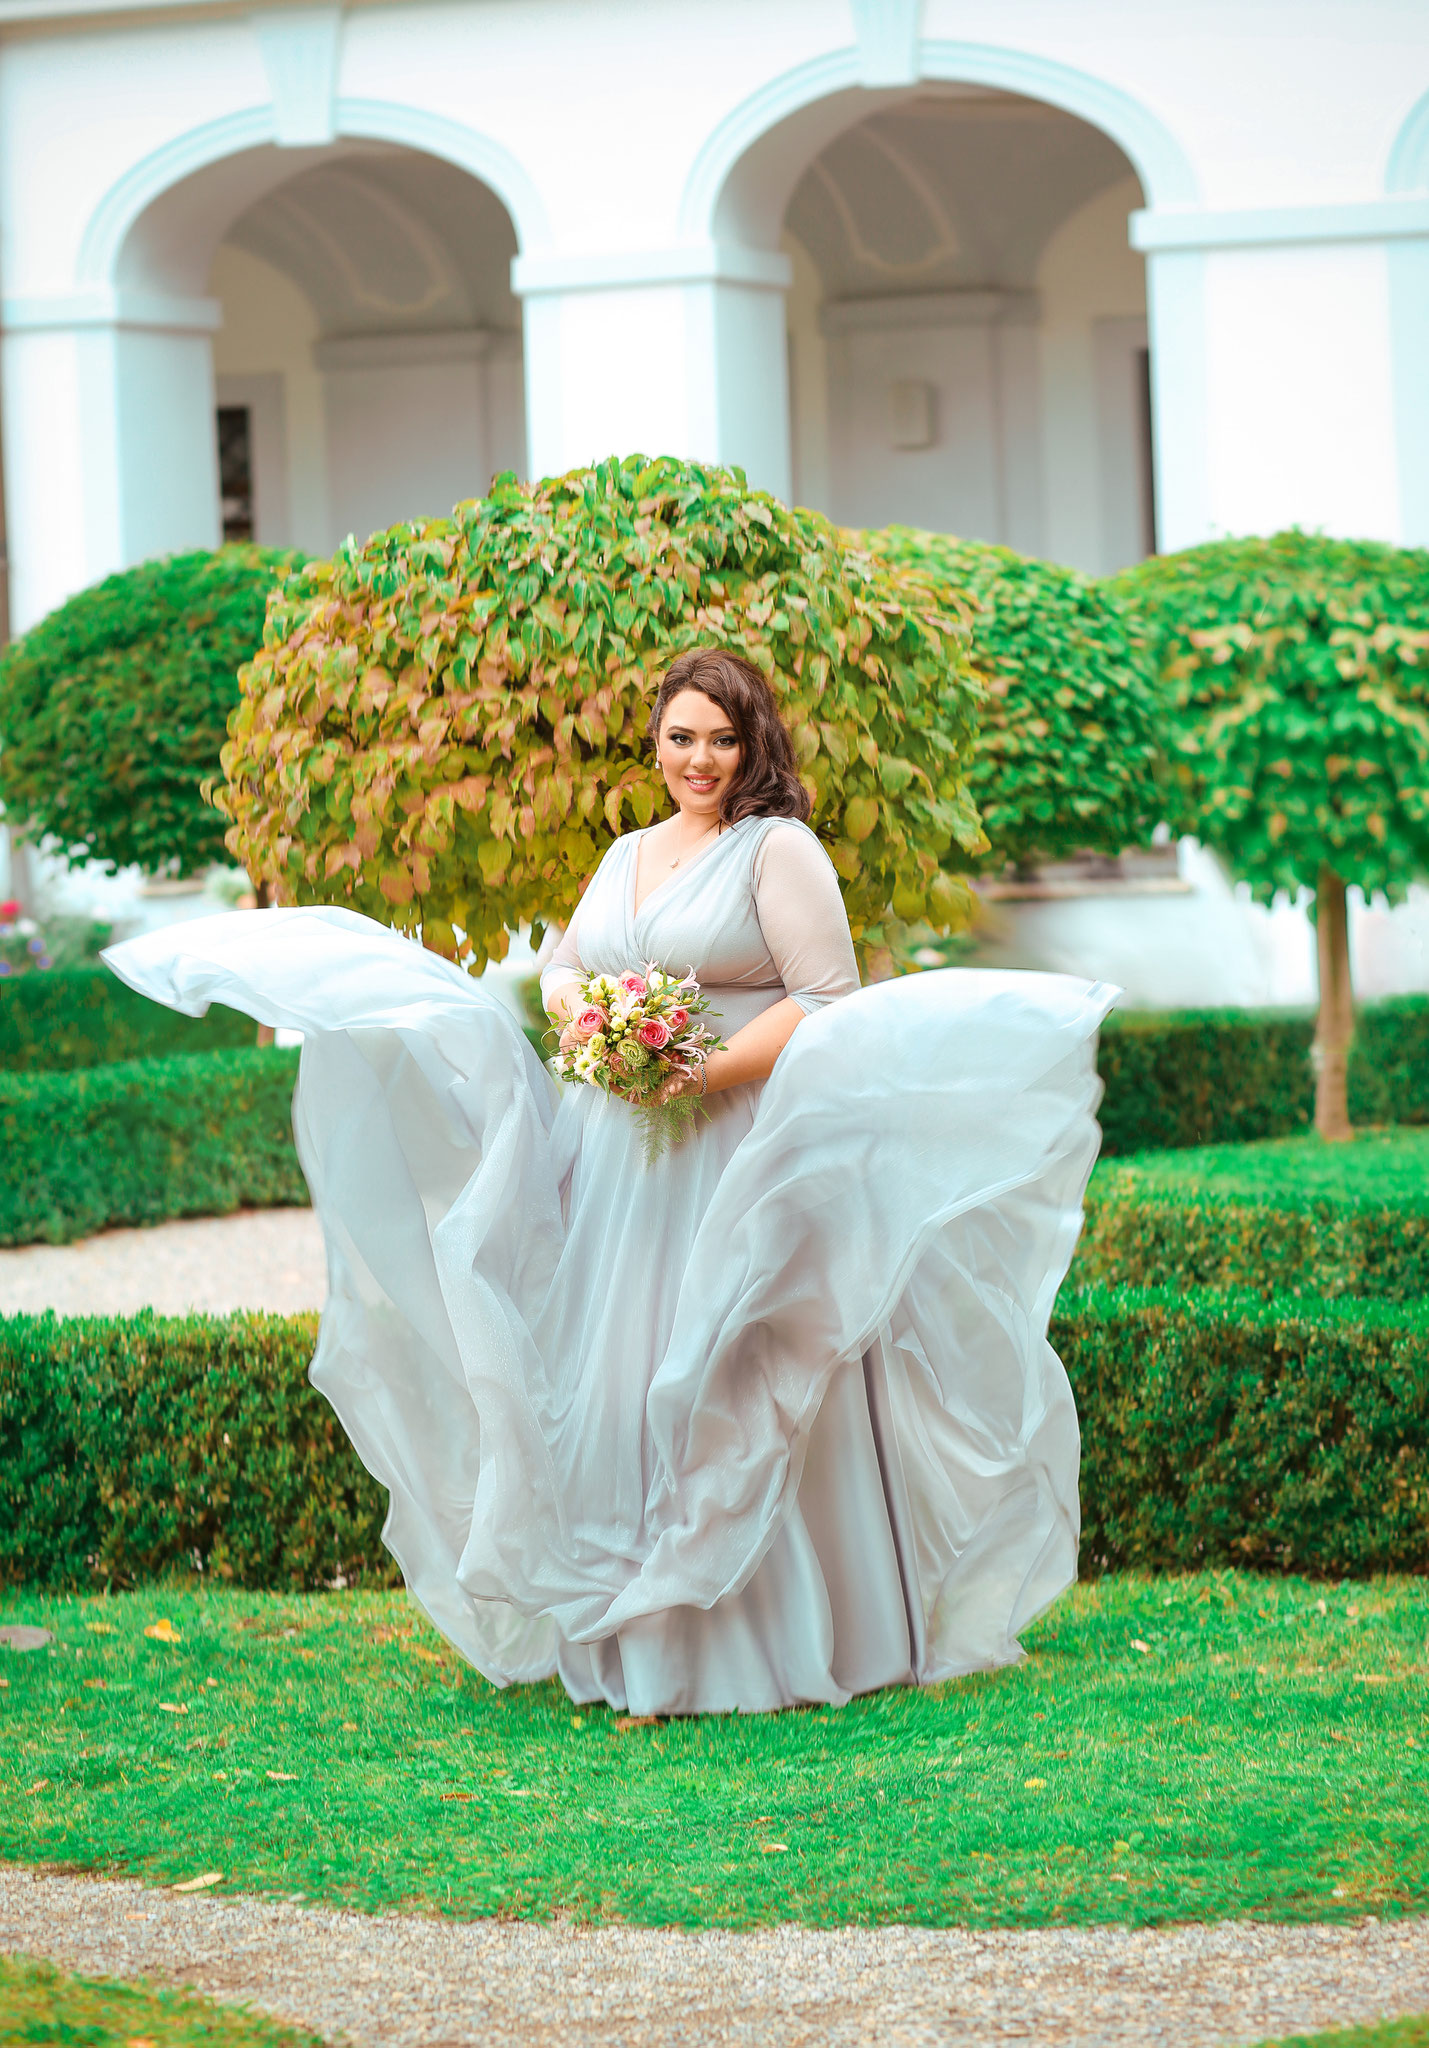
[158,1702,189,1715]
[266,1771,298,1781]
[171,1872,223,1893]
[1130,1640,1151,1655]
[1024,1778,1047,1790]
[613,1715,659,1731]
[86,1622,117,1635]
[760,1843,789,1854]
[26,1780,49,1794]
[144,1621,181,1644]
[83,1679,106,1691]
[441,1792,475,1802]
[127,2036,159,2046]
[1356,1673,1390,1685]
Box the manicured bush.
[1075,1195,1428,1303]
[1109,531,1429,1137]
[868,528,1168,871]
[0,1048,305,1245]
[0,546,301,877]
[0,1311,392,1590]
[0,962,252,1072]
[1096,995,1429,1153]
[215,455,984,972]
[6,1289,1426,1588]
[1061,1286,1429,1575]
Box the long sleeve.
[539,902,586,1013]
[752,822,860,1014]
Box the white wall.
[1037,177,1150,573]
[211,243,328,553]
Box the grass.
[1256,2025,1429,2048]
[0,1572,1425,1929]
[1090,1126,1429,1212]
[0,1954,324,2046]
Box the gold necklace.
[668,820,722,870]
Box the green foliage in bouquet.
[1109,530,1429,1138]
[0,546,302,877]
[213,457,984,971]
[866,529,1168,871]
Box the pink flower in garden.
[572,1005,608,1041]
[0,900,18,923]
[619,972,647,997]
[637,1017,671,1051]
[667,1006,690,1032]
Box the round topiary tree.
[215,456,986,973]
[1109,530,1429,1140]
[867,528,1169,874]
[0,546,302,877]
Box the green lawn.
[0,1955,323,2046]
[1091,1126,1429,1211]
[1,1572,1425,1929]
[1256,2024,1429,2048]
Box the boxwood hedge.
[0,963,252,1074]
[3,1288,1425,1590]
[0,1048,305,1245]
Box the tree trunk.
[254,878,275,1048]
[1313,865,1354,1142]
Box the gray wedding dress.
[106,814,1116,1715]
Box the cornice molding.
[1132,194,1429,253]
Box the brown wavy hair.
[647,648,812,826]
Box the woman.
[106,647,1115,1715]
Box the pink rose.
[636,1017,671,1050]
[619,972,647,997]
[573,1005,607,1040]
[0,900,17,923]
[667,1006,690,1032]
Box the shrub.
[1076,1185,1429,1304]
[1096,996,1429,1153]
[6,1289,1426,1588]
[0,546,302,878]
[215,456,984,972]
[1061,1286,1429,1575]
[0,963,252,1073]
[1109,531,1429,1137]
[0,1311,392,1590]
[866,529,1167,871]
[0,1048,305,1245]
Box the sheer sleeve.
[538,902,586,1014]
[753,823,861,1014]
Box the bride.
[107,646,1115,1716]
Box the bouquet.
[549,963,726,1162]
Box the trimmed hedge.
[1061,1286,1429,1575]
[1097,995,1429,1153]
[0,1048,305,1246]
[1075,1181,1429,1303]
[0,1312,392,1590]
[0,962,252,1073]
[3,1288,1425,1590]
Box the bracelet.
[698,1062,708,1097]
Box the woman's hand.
[643,1065,705,1109]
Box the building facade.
[0,0,1424,638]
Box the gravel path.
[0,1209,325,1317]
[2,1868,1426,2047]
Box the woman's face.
[655,689,741,821]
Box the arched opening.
[777,86,1153,573]
[113,139,525,561]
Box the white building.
[1,0,1427,1004]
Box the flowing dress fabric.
[104,816,1117,1715]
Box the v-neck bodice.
[541,814,860,1038]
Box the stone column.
[0,289,222,632]
[512,245,793,497]
[1133,198,1429,551]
